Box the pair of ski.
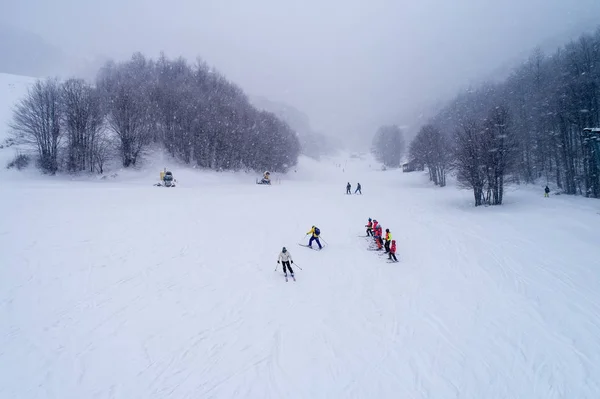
[298,244,322,251]
[376,251,399,263]
[275,266,296,282]
[370,253,400,263]
[363,236,399,263]
[378,251,399,263]
[369,247,400,263]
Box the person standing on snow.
[355,182,362,194]
[277,247,295,277]
[346,182,352,194]
[388,240,398,262]
[374,225,383,250]
[544,185,550,197]
[384,228,392,253]
[365,218,373,236]
[306,226,322,249]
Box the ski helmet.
[282,247,287,252]
[386,228,389,232]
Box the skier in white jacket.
[277,247,294,277]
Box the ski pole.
[298,234,308,244]
[320,237,329,246]
[292,262,303,271]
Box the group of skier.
[275,217,399,282]
[276,225,322,281]
[365,218,397,262]
[346,182,362,194]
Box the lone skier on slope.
[277,247,295,278]
[306,226,323,249]
[544,185,550,197]
[388,240,398,262]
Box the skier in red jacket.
[388,240,398,262]
[374,225,383,250]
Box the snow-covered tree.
[409,124,450,187]
[10,78,62,174]
[61,78,104,172]
[372,125,405,168]
[425,26,600,199]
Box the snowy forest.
[410,27,600,205]
[9,52,301,175]
[371,125,406,168]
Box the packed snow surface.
[1,74,600,398]
[2,155,600,398]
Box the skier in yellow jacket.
[384,228,392,253]
[306,226,322,250]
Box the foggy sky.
[3,0,600,146]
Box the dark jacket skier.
[346,182,351,194]
[544,186,550,197]
[365,218,373,236]
[355,182,362,194]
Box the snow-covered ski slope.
[2,154,600,399]
[1,73,600,398]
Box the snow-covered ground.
[2,73,600,398]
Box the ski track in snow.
[1,156,600,398]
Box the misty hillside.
[250,95,336,159]
[0,24,66,77]
[250,96,312,135]
[408,25,600,205]
[396,20,600,143]
[483,20,600,86]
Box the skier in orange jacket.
[365,218,373,236]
